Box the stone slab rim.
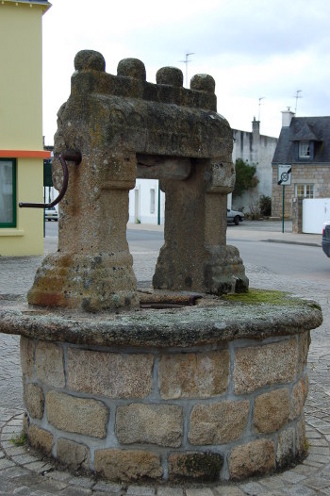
[0,293,322,348]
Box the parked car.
[227,208,244,225]
[45,206,59,221]
[322,221,330,257]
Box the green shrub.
[233,159,259,198]
[260,195,271,217]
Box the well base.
[5,291,319,483]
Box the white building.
[231,118,278,212]
[129,179,165,225]
[129,118,278,224]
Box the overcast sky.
[42,0,330,145]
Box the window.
[0,159,16,227]
[299,141,311,158]
[150,188,156,214]
[295,183,314,199]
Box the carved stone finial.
[190,74,215,93]
[156,67,184,87]
[74,50,106,72]
[117,58,146,80]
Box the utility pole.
[180,52,194,87]
[294,90,302,114]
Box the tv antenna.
[294,90,302,114]
[180,52,194,87]
[258,97,265,121]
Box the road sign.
[278,165,292,186]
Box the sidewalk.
[127,220,322,246]
[0,222,329,495]
[227,220,322,247]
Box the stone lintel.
[137,155,192,180]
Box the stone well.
[0,292,321,482]
[0,51,323,484]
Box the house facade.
[129,118,278,224]
[0,0,51,256]
[231,118,278,212]
[272,110,330,218]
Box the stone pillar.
[153,159,249,295]
[27,149,138,312]
[292,197,303,233]
[27,51,139,313]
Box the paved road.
[1,222,330,495]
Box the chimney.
[252,116,260,136]
[281,107,295,127]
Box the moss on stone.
[10,432,27,447]
[222,288,321,310]
[173,451,223,482]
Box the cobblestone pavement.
[1,224,330,495]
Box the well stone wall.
[21,329,310,482]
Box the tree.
[233,158,259,198]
